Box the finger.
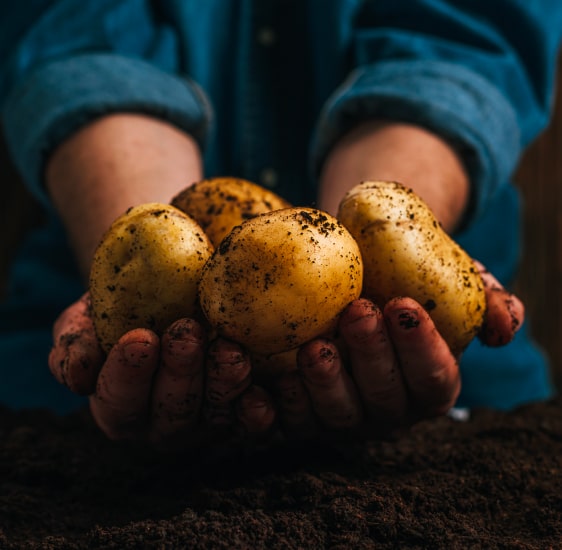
[236,385,276,436]
[384,297,461,417]
[149,318,206,445]
[251,348,298,386]
[339,298,409,425]
[89,329,160,440]
[203,338,252,428]
[297,339,363,430]
[48,293,104,395]
[276,370,319,439]
[475,261,525,347]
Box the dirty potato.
[199,207,363,355]
[337,181,486,355]
[171,177,292,247]
[89,203,214,353]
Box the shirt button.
[259,168,279,188]
[257,27,277,47]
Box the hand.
[312,121,520,441]
[49,262,522,447]
[48,294,276,450]
[274,263,524,440]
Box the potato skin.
[89,203,214,353]
[337,181,486,355]
[199,207,363,355]
[171,177,292,247]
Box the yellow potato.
[89,203,214,353]
[171,177,292,247]
[199,207,363,355]
[337,181,486,355]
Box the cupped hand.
[275,263,524,440]
[49,261,523,448]
[48,293,276,449]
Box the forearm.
[46,113,203,279]
[318,121,470,233]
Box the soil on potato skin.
[0,398,561,550]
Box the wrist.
[46,113,203,278]
[318,120,470,232]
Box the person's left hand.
[273,264,524,441]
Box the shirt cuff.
[310,59,521,225]
[1,53,213,206]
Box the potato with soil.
[337,180,486,355]
[199,207,363,355]
[171,177,292,247]
[89,203,214,353]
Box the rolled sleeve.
[310,59,520,225]
[1,53,213,206]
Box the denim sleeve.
[311,0,562,225]
[0,1,212,206]
[2,54,212,207]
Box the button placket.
[256,26,277,47]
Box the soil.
[1,397,561,549]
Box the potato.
[199,207,363,355]
[337,181,485,355]
[171,177,292,247]
[89,203,214,353]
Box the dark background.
[514,54,562,391]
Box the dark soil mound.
[1,398,561,549]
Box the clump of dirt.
[1,397,561,549]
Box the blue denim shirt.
[1,0,561,412]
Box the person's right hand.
[48,293,276,450]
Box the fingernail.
[505,296,521,332]
[204,404,234,427]
[166,318,204,345]
[240,402,269,423]
[208,338,248,367]
[298,342,336,369]
[122,341,152,367]
[237,388,275,435]
[239,390,268,416]
[392,309,420,330]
